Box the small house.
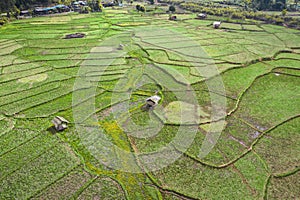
[55,5,70,13]
[117,44,124,50]
[20,10,30,16]
[213,21,221,29]
[52,116,69,131]
[145,95,161,110]
[169,15,177,21]
[197,13,207,19]
[64,33,85,39]
[78,1,87,6]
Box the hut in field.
[117,43,124,50]
[52,116,69,131]
[34,6,58,15]
[196,13,207,19]
[213,21,222,29]
[144,95,161,110]
[20,10,30,16]
[55,5,70,13]
[64,33,85,39]
[169,15,177,21]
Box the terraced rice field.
[0,7,299,199]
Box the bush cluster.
[180,2,300,28]
[0,16,8,26]
[136,5,146,12]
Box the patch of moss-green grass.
[77,177,126,199]
[273,67,300,76]
[0,131,58,179]
[187,117,253,166]
[20,93,73,118]
[0,128,39,156]
[266,58,300,69]
[275,32,300,48]
[0,143,79,199]
[0,66,52,84]
[254,117,299,175]
[235,73,300,129]
[151,155,255,199]
[1,79,74,116]
[234,152,269,199]
[215,62,273,99]
[34,166,94,199]
[275,52,300,60]
[267,172,300,200]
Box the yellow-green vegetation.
[0,5,299,200]
[18,73,48,84]
[162,101,210,124]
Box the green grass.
[267,172,300,199]
[0,7,299,200]
[235,73,300,128]
[151,154,264,199]
[254,117,300,175]
[77,177,126,199]
[34,166,94,199]
[0,143,79,199]
[213,62,274,99]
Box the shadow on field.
[47,126,58,134]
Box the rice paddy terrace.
[0,7,299,199]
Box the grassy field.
[0,5,299,200]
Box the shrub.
[0,19,6,26]
[140,5,146,13]
[169,5,176,13]
[0,16,8,26]
[80,6,92,13]
[282,9,287,16]
[11,6,20,19]
[136,4,141,12]
[274,16,284,25]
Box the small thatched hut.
[145,95,161,110]
[196,13,207,19]
[213,21,222,29]
[52,116,69,131]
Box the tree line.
[0,0,74,14]
[158,0,297,11]
[0,0,106,17]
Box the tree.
[97,1,103,12]
[169,5,175,13]
[252,0,272,10]
[139,5,145,13]
[0,0,16,15]
[80,5,91,13]
[60,0,69,4]
[242,0,251,11]
[89,0,103,12]
[282,8,287,16]
[12,5,20,18]
[15,0,34,10]
[136,4,141,12]
[274,0,287,10]
[113,0,120,5]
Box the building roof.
[55,4,67,8]
[146,95,161,105]
[55,116,69,123]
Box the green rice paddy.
[0,6,299,199]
